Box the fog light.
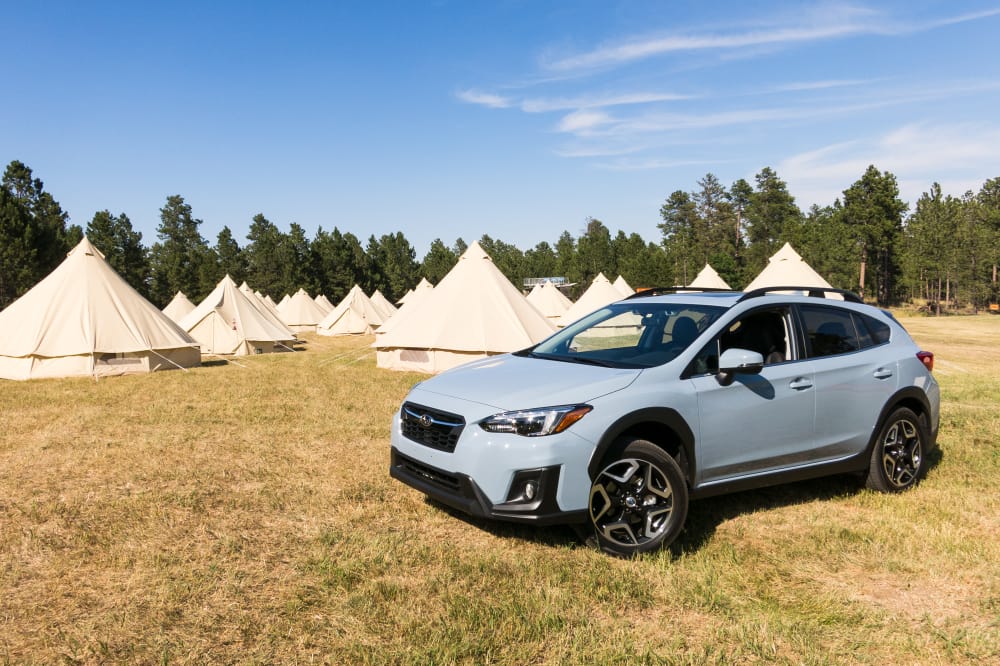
[504,469,548,505]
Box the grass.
[1,318,998,664]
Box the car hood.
[411,353,642,411]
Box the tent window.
[98,352,143,366]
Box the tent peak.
[68,236,106,260]
[461,241,491,262]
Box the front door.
[686,306,818,486]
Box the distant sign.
[523,277,567,288]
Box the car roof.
[623,286,865,310]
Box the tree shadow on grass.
[424,445,944,557]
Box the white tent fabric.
[277,288,327,332]
[396,288,414,305]
[314,294,335,314]
[377,281,435,335]
[613,275,635,296]
[369,290,398,320]
[397,277,433,305]
[558,272,624,328]
[689,264,732,289]
[374,241,556,373]
[238,282,292,330]
[180,275,296,355]
[744,243,836,295]
[525,280,573,321]
[162,291,197,323]
[0,237,201,380]
[317,284,385,336]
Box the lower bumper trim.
[390,448,587,526]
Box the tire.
[587,438,688,557]
[865,407,927,492]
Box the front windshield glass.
[528,302,725,369]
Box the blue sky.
[3,1,999,256]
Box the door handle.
[789,378,813,390]
[873,368,893,380]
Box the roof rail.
[626,286,738,299]
[737,286,863,304]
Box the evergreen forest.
[2,159,998,312]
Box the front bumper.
[390,448,587,525]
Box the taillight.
[916,351,934,372]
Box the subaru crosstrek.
[389,287,940,556]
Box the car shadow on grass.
[428,476,864,556]
[424,446,944,558]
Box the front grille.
[394,452,462,493]
[400,402,465,453]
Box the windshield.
[526,302,725,369]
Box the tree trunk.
[858,250,867,300]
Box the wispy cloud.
[457,88,693,113]
[594,157,732,172]
[778,122,1000,207]
[552,80,1000,138]
[542,5,1000,73]
[521,91,694,113]
[553,144,646,158]
[556,110,616,133]
[455,89,512,108]
[769,79,876,93]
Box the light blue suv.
[389,287,940,556]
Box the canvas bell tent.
[557,272,624,327]
[0,237,200,380]
[613,275,635,296]
[744,243,836,295]
[239,281,286,324]
[688,264,732,290]
[162,291,197,323]
[396,277,433,305]
[317,284,386,336]
[374,241,555,373]
[180,275,296,355]
[277,288,327,332]
[369,289,398,321]
[377,280,434,336]
[525,279,573,322]
[314,294,335,314]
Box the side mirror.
[716,348,765,386]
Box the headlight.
[479,404,592,437]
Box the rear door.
[796,304,899,458]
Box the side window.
[800,306,861,358]
[686,338,720,376]
[683,308,791,377]
[720,308,791,364]
[858,313,891,345]
[851,313,874,349]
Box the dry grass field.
[1,316,998,664]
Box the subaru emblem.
[419,414,433,428]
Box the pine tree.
[841,166,907,305]
[148,195,212,306]
[86,210,151,297]
[421,239,458,283]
